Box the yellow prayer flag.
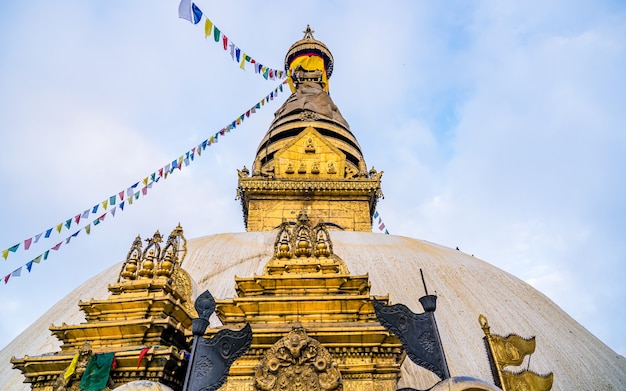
[85,224,91,235]
[56,223,63,233]
[102,200,108,210]
[143,177,149,186]
[64,354,80,380]
[240,53,246,70]
[2,249,8,260]
[204,18,213,38]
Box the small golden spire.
[303,24,315,40]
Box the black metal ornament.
[183,290,253,391]
[373,296,450,381]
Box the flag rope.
[2,82,287,286]
[373,210,390,234]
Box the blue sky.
[1,0,625,360]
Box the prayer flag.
[214,26,221,42]
[178,0,192,22]
[119,191,125,201]
[65,219,72,229]
[134,192,140,200]
[9,243,20,253]
[143,177,149,186]
[92,204,99,214]
[75,214,81,224]
[34,233,43,243]
[51,242,62,251]
[379,222,386,230]
[109,195,116,206]
[33,255,42,264]
[79,353,115,391]
[64,354,80,381]
[204,18,213,37]
[45,228,53,238]
[12,267,21,277]
[102,199,108,210]
[43,250,50,260]
[111,206,117,217]
[56,223,63,233]
[184,157,190,167]
[4,274,9,284]
[137,347,150,368]
[1,249,8,260]
[26,261,33,272]
[82,209,90,219]
[85,224,91,235]
[120,201,125,211]
[142,187,148,195]
[24,238,32,250]
[192,3,202,24]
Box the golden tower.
[237,25,383,232]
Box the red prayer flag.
[24,238,33,250]
[75,214,81,224]
[51,242,62,251]
[137,347,150,368]
[4,274,10,284]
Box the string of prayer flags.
[2,83,286,286]
[373,211,390,234]
[178,0,285,80]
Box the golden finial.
[303,24,315,40]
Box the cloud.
[0,0,625,359]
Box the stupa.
[2,26,626,391]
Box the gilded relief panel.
[274,127,346,180]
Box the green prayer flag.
[214,26,221,42]
[79,353,114,391]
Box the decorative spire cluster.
[274,211,333,260]
[118,224,187,282]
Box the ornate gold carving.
[265,212,348,276]
[119,225,187,282]
[300,111,320,122]
[285,163,295,174]
[254,326,341,391]
[326,162,337,174]
[305,138,316,153]
[311,162,320,174]
[298,162,307,174]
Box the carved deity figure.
[254,326,341,391]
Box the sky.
[0,0,625,360]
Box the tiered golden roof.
[11,226,195,390]
[209,212,404,391]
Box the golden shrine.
[7,24,626,391]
